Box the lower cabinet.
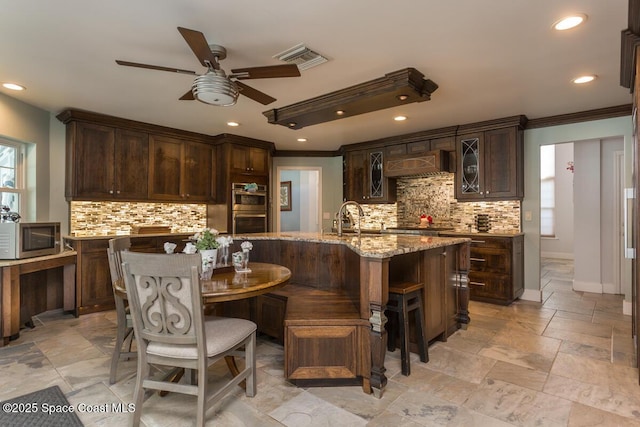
[442,233,523,305]
[66,235,190,314]
[284,324,364,381]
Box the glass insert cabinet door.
[461,138,480,194]
[369,151,383,198]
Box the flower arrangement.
[192,228,220,250]
[216,235,233,248]
[420,214,433,226]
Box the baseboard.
[540,251,574,260]
[623,299,633,316]
[520,288,542,302]
[602,282,618,294]
[573,280,603,294]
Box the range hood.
[384,150,450,178]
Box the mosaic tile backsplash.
[72,175,519,236]
[351,174,521,233]
[70,201,206,236]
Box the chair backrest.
[107,237,131,294]
[121,252,204,347]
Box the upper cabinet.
[229,144,269,177]
[64,121,149,200]
[344,149,396,203]
[148,136,214,202]
[455,120,524,201]
[58,109,216,204]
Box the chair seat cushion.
[146,316,257,360]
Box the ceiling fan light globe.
[192,70,239,106]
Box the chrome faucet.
[337,201,364,237]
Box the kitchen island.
[227,231,471,397]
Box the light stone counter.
[232,231,470,259]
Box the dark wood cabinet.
[64,122,149,200]
[114,129,149,199]
[66,235,191,314]
[59,109,218,204]
[229,144,268,176]
[148,135,214,202]
[344,149,396,203]
[455,125,523,201]
[441,233,524,305]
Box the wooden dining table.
[201,261,291,304]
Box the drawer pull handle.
[471,240,486,244]
[470,257,486,262]
[469,281,486,286]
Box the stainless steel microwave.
[0,222,61,259]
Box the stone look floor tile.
[269,391,367,426]
[0,257,636,427]
[465,378,573,426]
[485,360,548,391]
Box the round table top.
[201,262,291,303]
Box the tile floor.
[1,258,639,426]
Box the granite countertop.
[64,232,194,241]
[438,230,524,237]
[231,231,470,259]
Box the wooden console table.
[1,251,77,346]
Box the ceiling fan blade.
[179,89,195,100]
[115,60,196,75]
[230,64,300,80]
[236,81,276,105]
[177,27,219,68]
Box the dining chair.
[107,236,135,384]
[121,251,257,427]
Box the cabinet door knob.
[116,190,120,194]
[109,190,113,194]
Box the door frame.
[274,166,322,233]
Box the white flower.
[215,235,233,247]
[241,241,253,251]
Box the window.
[0,139,24,214]
[540,145,555,237]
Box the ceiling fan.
[116,27,300,106]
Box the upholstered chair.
[107,236,135,384]
[121,251,257,427]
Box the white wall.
[0,92,63,225]
[540,143,574,258]
[523,116,633,304]
[280,170,301,231]
[573,139,602,292]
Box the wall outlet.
[322,212,330,220]
[524,211,532,221]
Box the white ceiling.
[0,0,632,151]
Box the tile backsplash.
[72,175,520,236]
[70,201,206,236]
[353,174,521,233]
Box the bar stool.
[386,281,428,376]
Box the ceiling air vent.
[273,44,328,71]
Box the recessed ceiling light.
[553,14,587,31]
[336,110,345,116]
[572,75,596,84]
[2,82,25,91]
[394,115,407,121]
[226,121,240,127]
[297,138,308,142]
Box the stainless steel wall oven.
[232,183,267,234]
